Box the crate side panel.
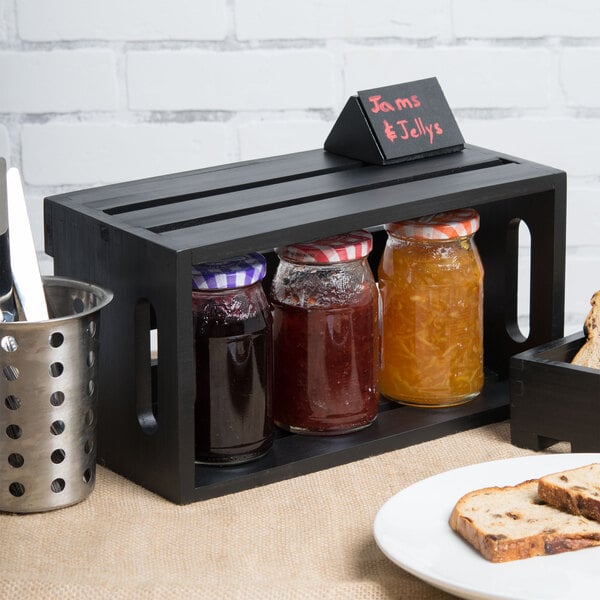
[477,180,566,378]
[49,204,192,501]
[511,342,600,452]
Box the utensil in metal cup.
[0,276,112,513]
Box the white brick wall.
[561,48,600,106]
[21,122,231,185]
[0,1,9,43]
[453,0,600,38]
[235,0,452,40]
[1,0,598,332]
[0,50,118,112]
[0,124,9,159]
[127,50,336,110]
[459,118,600,177]
[17,0,228,41]
[343,48,553,108]
[237,118,332,159]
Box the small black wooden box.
[511,333,600,452]
[44,145,566,503]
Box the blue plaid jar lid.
[192,252,267,290]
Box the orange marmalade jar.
[378,209,484,407]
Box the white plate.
[374,453,600,600]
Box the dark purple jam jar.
[192,253,273,464]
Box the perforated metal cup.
[0,276,112,513]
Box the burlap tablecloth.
[0,421,560,599]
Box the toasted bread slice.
[449,479,600,562]
[571,290,600,369]
[538,463,600,522]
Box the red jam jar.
[192,253,273,464]
[270,230,379,435]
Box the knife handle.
[0,213,16,323]
[0,158,16,322]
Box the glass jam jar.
[378,209,484,407]
[192,252,273,464]
[270,230,379,435]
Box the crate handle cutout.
[516,219,532,340]
[135,298,159,435]
[505,218,532,343]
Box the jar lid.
[192,252,266,290]
[386,209,480,240]
[277,230,373,264]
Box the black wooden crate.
[510,333,600,452]
[44,144,566,504]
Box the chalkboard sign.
[324,78,464,165]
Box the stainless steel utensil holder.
[0,276,112,513]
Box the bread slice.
[449,479,600,562]
[571,290,600,369]
[538,463,600,522]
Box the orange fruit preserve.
[378,209,484,407]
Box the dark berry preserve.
[192,254,272,464]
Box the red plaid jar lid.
[277,230,373,264]
[386,209,480,240]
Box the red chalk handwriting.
[368,90,443,144]
[383,120,397,142]
[368,94,421,113]
[356,79,462,161]
[382,118,444,145]
[368,95,395,112]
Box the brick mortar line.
[0,109,337,123]
[4,109,600,122]
[5,38,600,51]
